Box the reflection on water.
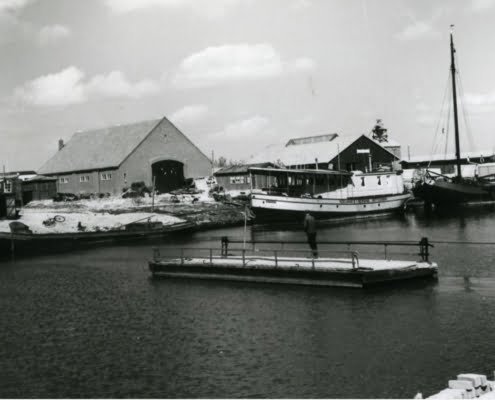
[1,209,495,398]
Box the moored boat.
[413,27,495,207]
[248,166,411,221]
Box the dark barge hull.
[413,180,495,206]
[0,222,194,257]
[149,262,438,288]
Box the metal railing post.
[384,244,388,260]
[311,256,315,269]
[153,247,160,261]
[242,249,246,267]
[221,236,229,258]
[180,248,184,265]
[209,248,213,265]
[274,250,278,267]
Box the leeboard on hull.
[250,193,411,221]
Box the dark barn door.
[152,160,185,193]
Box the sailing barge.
[149,237,438,288]
[413,27,495,207]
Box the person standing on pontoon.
[303,211,318,258]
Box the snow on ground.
[25,192,214,213]
[0,210,185,234]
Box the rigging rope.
[428,71,452,169]
[455,52,476,153]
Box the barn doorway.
[152,160,185,193]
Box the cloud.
[14,66,161,106]
[85,70,160,98]
[211,115,269,139]
[172,43,316,89]
[37,24,71,45]
[105,0,243,19]
[169,104,209,125]
[0,0,34,14]
[289,0,312,11]
[14,66,86,106]
[395,20,440,41]
[471,0,495,11]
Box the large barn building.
[38,117,212,195]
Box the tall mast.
[450,25,462,179]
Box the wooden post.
[10,232,15,258]
[151,175,156,212]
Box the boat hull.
[413,180,495,206]
[250,193,411,221]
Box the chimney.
[58,139,64,151]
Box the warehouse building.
[38,117,212,195]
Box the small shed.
[19,175,58,205]
[0,175,19,219]
[214,162,279,193]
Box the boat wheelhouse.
[248,167,411,221]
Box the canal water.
[1,208,495,398]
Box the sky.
[1,0,495,171]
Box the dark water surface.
[2,208,495,398]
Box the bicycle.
[42,215,66,227]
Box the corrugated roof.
[250,134,397,166]
[38,118,162,174]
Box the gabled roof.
[250,134,399,166]
[286,133,338,146]
[38,118,163,175]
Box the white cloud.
[395,20,439,41]
[14,67,161,107]
[0,0,34,14]
[471,0,495,11]
[169,104,209,125]
[172,43,316,89]
[211,115,269,139]
[105,0,243,19]
[14,66,86,106]
[85,70,160,99]
[289,0,312,11]
[37,24,71,45]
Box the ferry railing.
[152,246,360,269]
[151,237,433,270]
[220,236,433,262]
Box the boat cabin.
[248,167,352,197]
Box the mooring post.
[221,236,229,258]
[419,237,429,262]
[10,232,15,259]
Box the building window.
[80,175,90,183]
[59,177,69,184]
[229,176,245,184]
[4,180,12,193]
[101,173,112,181]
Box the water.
[2,208,495,398]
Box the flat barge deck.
[149,237,438,288]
